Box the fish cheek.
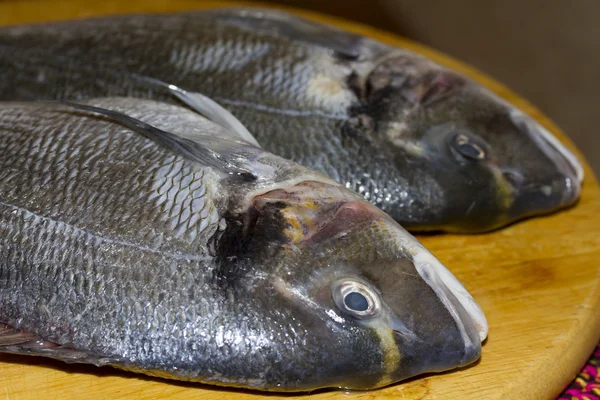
[338,327,389,389]
[273,247,401,389]
[312,323,387,390]
[304,240,405,386]
[438,168,506,231]
[268,277,386,390]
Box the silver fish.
[0,98,486,391]
[0,8,583,232]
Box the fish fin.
[0,322,39,346]
[0,322,116,365]
[135,76,260,147]
[212,8,366,60]
[60,101,257,181]
[169,87,261,148]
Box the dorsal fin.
[61,101,257,181]
[134,75,261,148]
[169,86,261,148]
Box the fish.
[0,8,583,232]
[0,97,487,391]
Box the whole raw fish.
[0,8,583,232]
[0,98,486,391]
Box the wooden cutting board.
[0,1,599,399]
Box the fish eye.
[454,134,486,160]
[332,279,381,319]
[344,292,369,311]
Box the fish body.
[0,8,583,232]
[0,98,485,391]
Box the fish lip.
[413,250,488,346]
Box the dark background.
[258,0,600,176]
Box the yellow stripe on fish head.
[490,164,517,212]
[363,318,401,388]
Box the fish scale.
[2,105,227,368]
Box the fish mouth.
[413,249,487,365]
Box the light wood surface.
[0,1,599,399]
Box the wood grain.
[0,1,599,399]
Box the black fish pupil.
[457,143,483,159]
[344,292,369,312]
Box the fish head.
[234,180,486,390]
[361,53,583,232]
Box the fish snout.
[505,169,581,220]
[508,109,583,206]
[385,276,482,381]
[389,251,486,378]
[538,174,580,206]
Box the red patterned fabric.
[558,344,600,400]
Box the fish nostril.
[502,169,524,188]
